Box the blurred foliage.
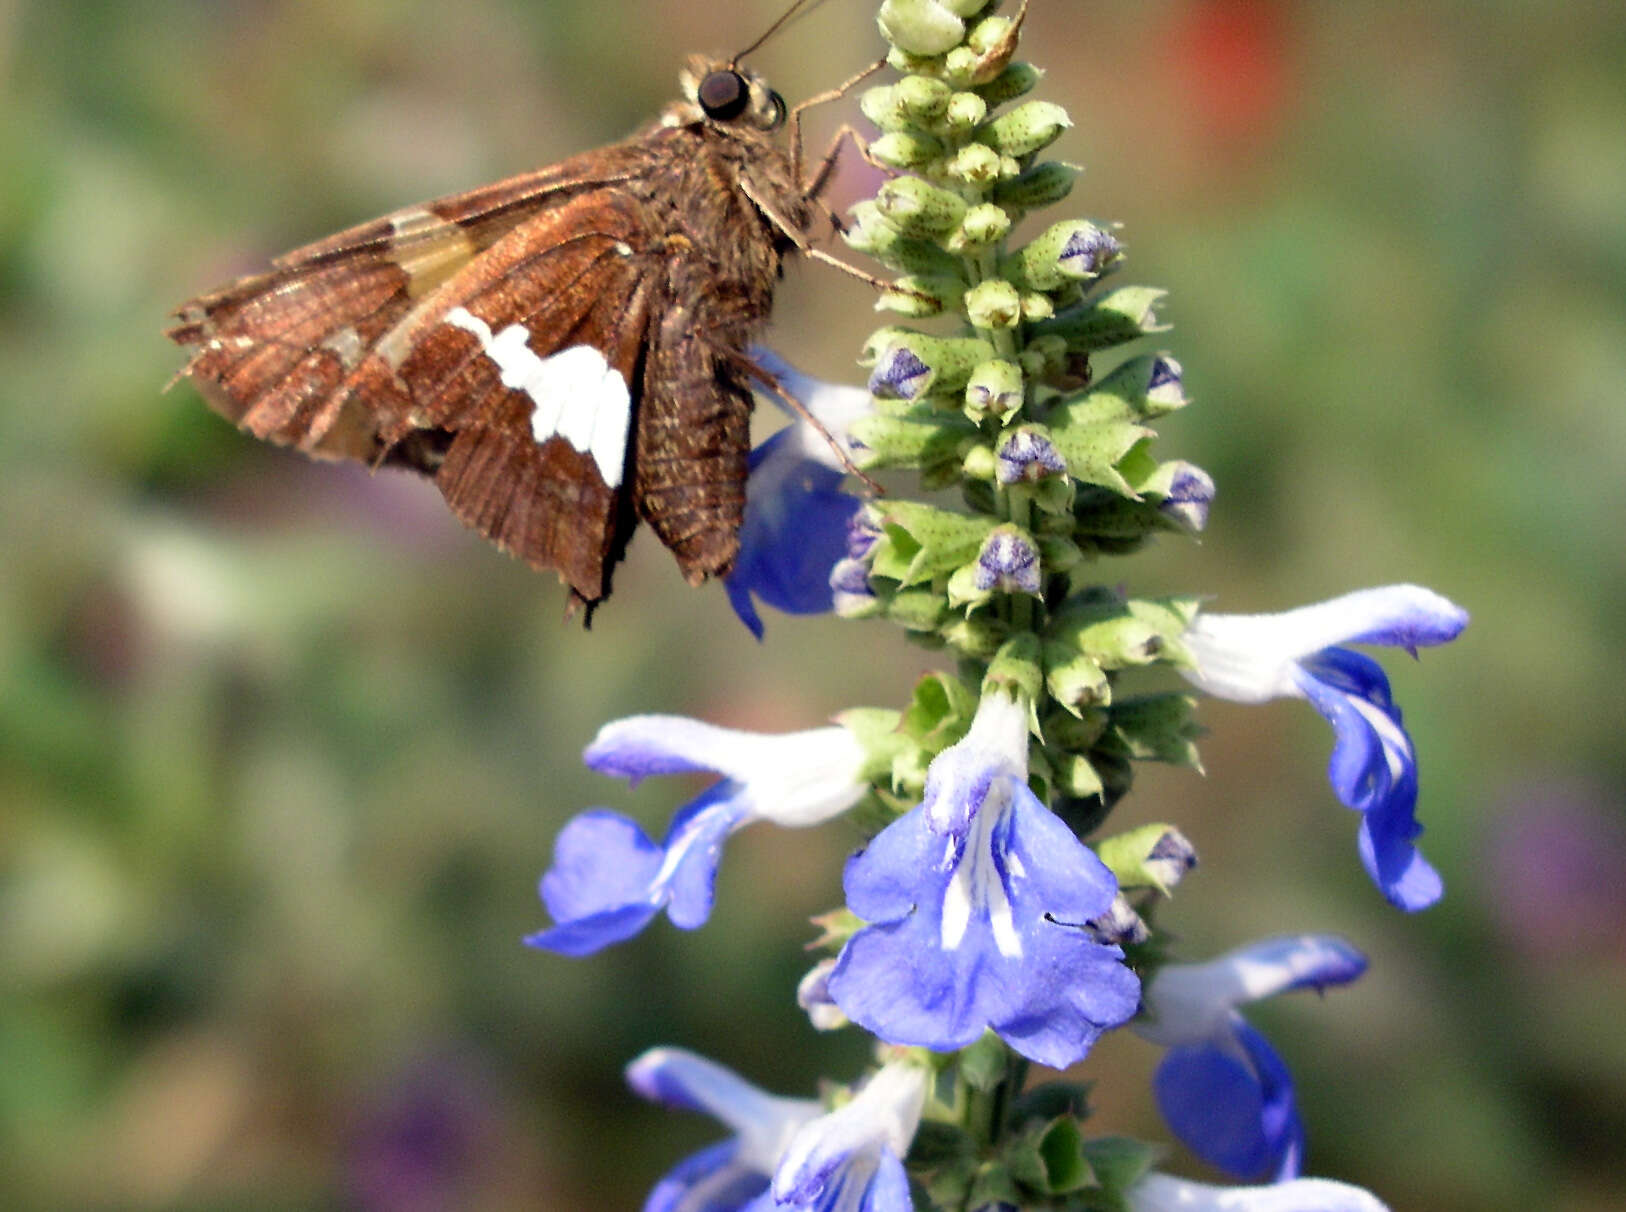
[2,1,1624,1209]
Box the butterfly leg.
[711,341,882,495]
[788,57,886,190]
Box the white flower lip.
[1127,1172,1390,1212]
[1137,934,1367,1047]
[625,1047,820,1177]
[585,715,868,828]
[1183,584,1468,704]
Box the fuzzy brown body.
[168,62,814,610]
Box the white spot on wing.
[443,306,630,488]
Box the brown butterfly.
[168,10,870,616]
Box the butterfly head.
[669,55,787,133]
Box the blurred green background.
[4,1,1624,1208]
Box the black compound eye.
[698,70,750,120]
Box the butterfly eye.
[698,70,751,121]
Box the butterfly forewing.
[360,190,659,600]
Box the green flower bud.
[878,0,967,57]
[876,272,965,317]
[895,74,954,123]
[870,130,948,170]
[876,176,969,238]
[1031,285,1169,351]
[1036,533,1084,574]
[992,161,1079,210]
[1047,598,1168,673]
[1052,751,1105,798]
[883,584,950,631]
[975,62,1044,107]
[860,85,913,133]
[845,206,967,277]
[1017,333,1069,384]
[961,443,998,482]
[886,46,944,77]
[946,142,1004,187]
[938,613,1010,660]
[1021,293,1054,322]
[955,201,1012,249]
[1043,645,1111,712]
[943,90,989,134]
[850,405,979,474]
[977,100,1072,158]
[1101,694,1204,769]
[872,501,998,584]
[965,279,1023,329]
[942,45,982,89]
[964,358,1025,423]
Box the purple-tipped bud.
[1146,355,1186,409]
[846,508,884,560]
[1087,894,1149,946]
[1060,226,1123,278]
[974,528,1041,596]
[1158,462,1215,533]
[830,558,878,617]
[996,429,1067,485]
[1145,827,1200,891]
[868,346,933,401]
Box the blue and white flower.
[526,716,868,956]
[758,1058,928,1212]
[1126,1172,1389,1212]
[826,690,1141,1069]
[1181,584,1469,911]
[1136,935,1368,1182]
[627,1047,821,1212]
[728,352,870,638]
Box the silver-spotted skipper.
[168,11,862,615]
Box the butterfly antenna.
[733,0,827,63]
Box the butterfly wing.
[168,148,667,604]
[166,142,652,463]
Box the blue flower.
[626,1048,821,1212]
[1126,1172,1389,1212]
[1182,585,1469,911]
[757,1058,927,1212]
[826,690,1141,1069]
[728,352,869,638]
[1136,935,1368,1182]
[526,717,868,956]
